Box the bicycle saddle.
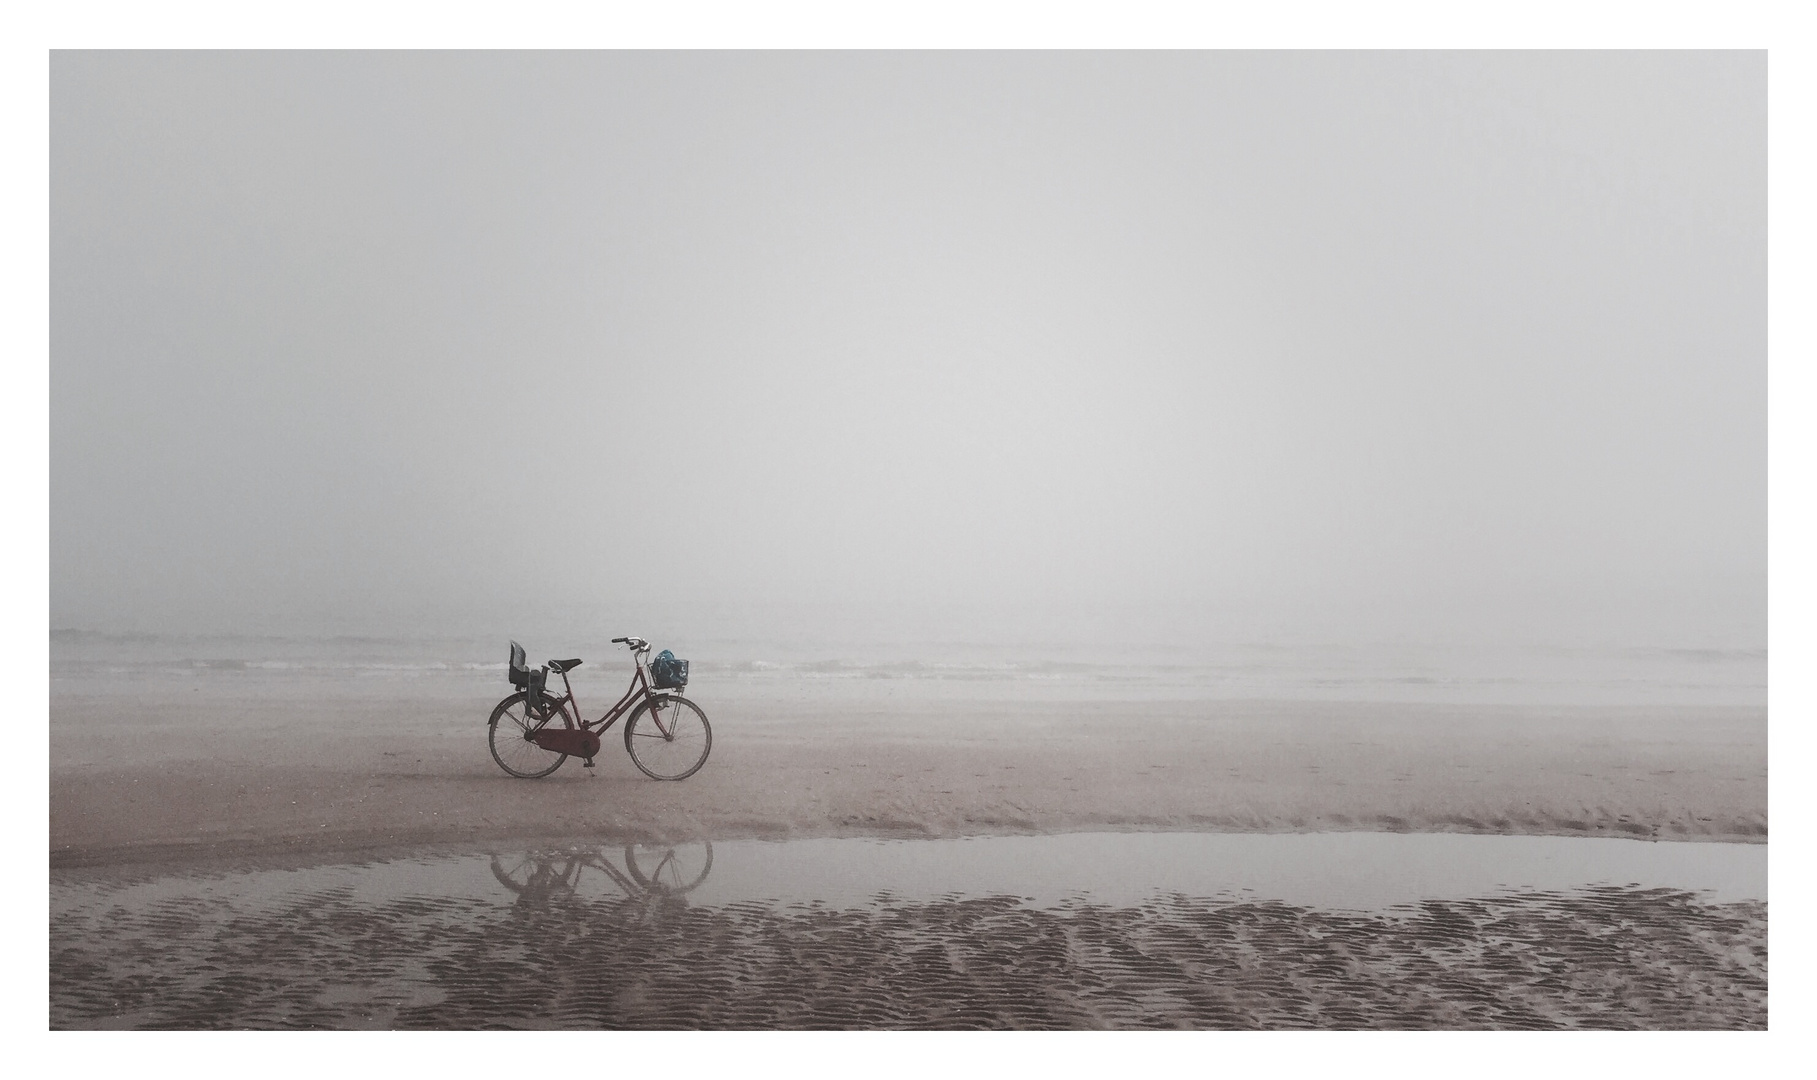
[549,658,583,673]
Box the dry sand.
[49,670,1766,866]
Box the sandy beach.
[50,665,1766,867]
[49,649,1769,1030]
[49,658,1769,1029]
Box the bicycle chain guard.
[531,728,602,760]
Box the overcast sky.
[50,52,1764,645]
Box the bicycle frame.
[535,649,679,739]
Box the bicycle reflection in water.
[489,842,714,909]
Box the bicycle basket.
[651,649,689,689]
[508,640,529,688]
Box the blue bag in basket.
[651,649,689,689]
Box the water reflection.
[49,834,1768,1030]
[489,843,715,906]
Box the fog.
[50,52,1765,648]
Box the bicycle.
[487,636,713,781]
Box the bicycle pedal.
[583,758,596,768]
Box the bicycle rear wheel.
[489,692,574,779]
[623,696,712,781]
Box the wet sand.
[51,867,1766,1029]
[50,669,1767,865]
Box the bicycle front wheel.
[623,696,712,781]
[489,692,574,779]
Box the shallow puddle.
[51,832,1767,1030]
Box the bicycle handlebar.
[612,636,650,651]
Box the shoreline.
[50,810,1768,876]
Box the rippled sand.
[51,881,1764,1030]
